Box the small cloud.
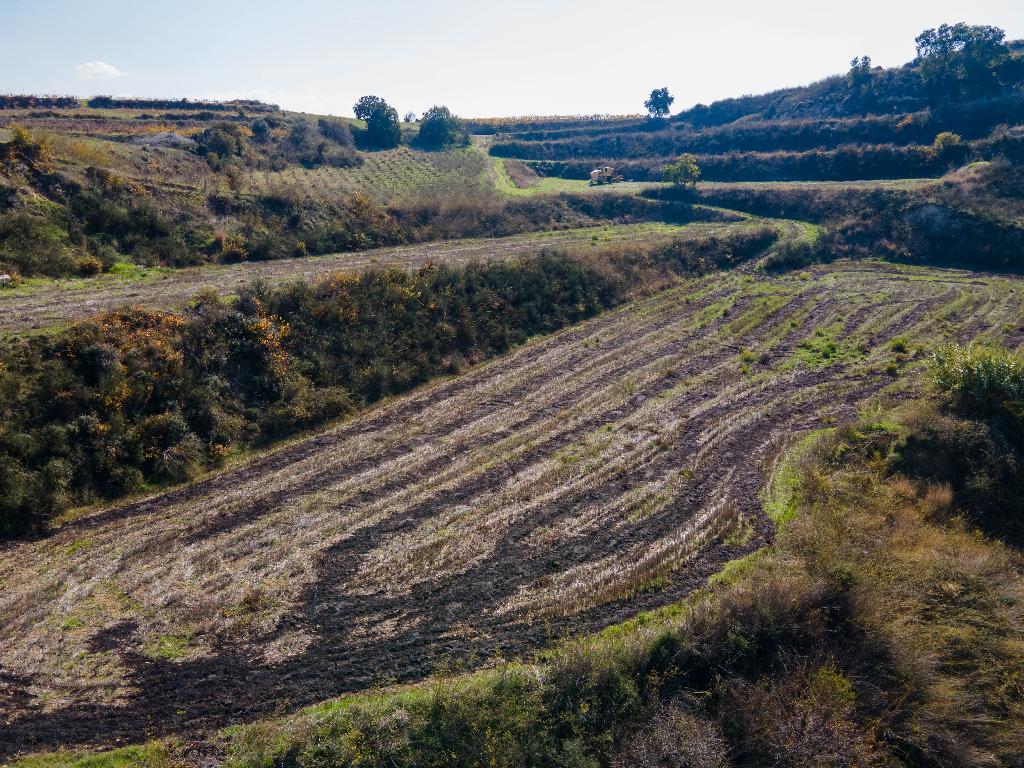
[75,61,128,80]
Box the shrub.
[662,154,701,186]
[316,117,355,147]
[0,210,76,277]
[161,433,205,482]
[932,343,1024,419]
[722,664,875,768]
[195,121,248,166]
[0,126,54,171]
[75,254,103,276]
[85,96,278,112]
[893,405,1024,543]
[932,130,962,153]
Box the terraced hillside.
[2,259,1020,757]
[481,38,1024,184]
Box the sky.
[3,0,1023,118]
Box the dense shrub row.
[526,141,972,182]
[205,191,708,268]
[734,164,1024,272]
[643,158,1024,274]
[463,116,641,135]
[812,201,1024,270]
[0,94,79,110]
[695,142,971,181]
[491,118,662,143]
[0,226,777,538]
[663,188,1024,274]
[0,179,700,279]
[85,96,279,112]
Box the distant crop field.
[2,259,1021,754]
[248,148,665,203]
[246,146,490,202]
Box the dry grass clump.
[612,703,729,768]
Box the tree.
[644,87,674,118]
[403,111,417,123]
[915,23,1009,100]
[353,95,400,149]
[662,154,701,186]
[416,105,466,149]
[847,56,876,112]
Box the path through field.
[0,260,1021,756]
[0,222,700,333]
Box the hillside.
[2,18,1024,768]
[485,30,1024,184]
[4,259,1020,757]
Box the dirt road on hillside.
[0,223,710,333]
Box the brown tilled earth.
[0,260,1021,757]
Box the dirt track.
[0,261,1021,757]
[0,223,707,333]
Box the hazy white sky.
[3,0,1022,117]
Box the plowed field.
[1,260,1021,756]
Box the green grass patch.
[64,538,91,556]
[142,633,193,661]
[491,156,666,198]
[761,429,826,525]
[789,321,866,368]
[10,742,178,768]
[709,548,770,588]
